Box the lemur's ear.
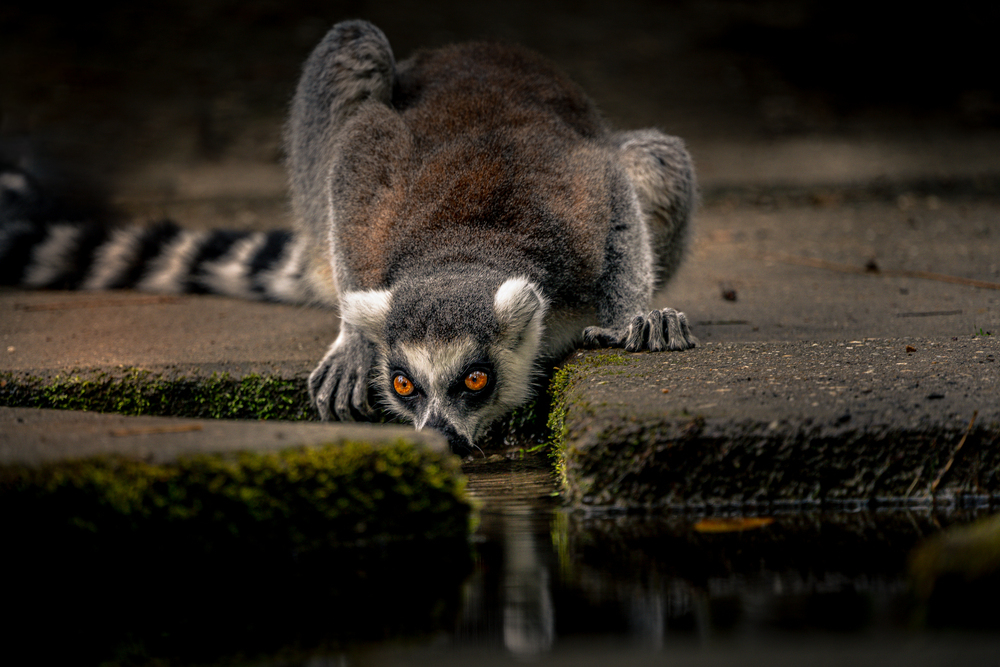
[340,289,392,339]
[493,277,547,350]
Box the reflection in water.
[446,456,1000,664]
[501,504,555,657]
[457,458,559,658]
[13,453,1000,665]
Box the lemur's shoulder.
[330,43,627,299]
[393,41,607,142]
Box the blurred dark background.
[1,1,997,201]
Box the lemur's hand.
[309,325,378,421]
[583,307,697,352]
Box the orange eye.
[393,374,415,396]
[465,370,488,391]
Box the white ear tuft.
[494,277,547,347]
[340,289,392,338]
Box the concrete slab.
[656,196,1000,344]
[554,340,999,508]
[0,289,334,371]
[1,407,470,557]
[0,405,447,465]
[0,289,330,420]
[1,411,473,667]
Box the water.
[342,455,1000,666]
[9,454,1000,666]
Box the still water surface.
[344,456,1000,666]
[11,456,999,665]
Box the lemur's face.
[381,338,503,455]
[341,277,547,455]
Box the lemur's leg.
[582,131,697,352]
[287,20,395,262]
[288,21,395,420]
[614,130,697,292]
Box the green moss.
[544,351,632,481]
[498,396,550,451]
[4,441,473,664]
[479,358,632,453]
[909,512,1000,628]
[909,512,1000,599]
[1,440,471,551]
[0,368,311,420]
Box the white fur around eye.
[340,289,392,336]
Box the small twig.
[904,464,925,498]
[766,254,1000,291]
[896,310,964,318]
[930,411,978,494]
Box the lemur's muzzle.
[424,413,476,457]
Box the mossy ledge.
[0,366,312,420]
[546,351,631,484]
[1,439,472,553]
[2,438,472,664]
[909,512,1000,627]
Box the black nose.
[424,415,475,456]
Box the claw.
[646,309,666,351]
[583,307,696,353]
[624,314,646,352]
[661,307,697,350]
[332,368,356,422]
[308,358,334,420]
[308,327,377,421]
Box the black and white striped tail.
[0,164,317,304]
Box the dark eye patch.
[388,365,423,401]
[449,360,496,400]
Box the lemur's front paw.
[583,308,697,352]
[309,327,377,421]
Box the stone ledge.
[1,407,470,551]
[554,339,1000,509]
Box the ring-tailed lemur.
[0,20,697,455]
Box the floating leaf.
[693,517,774,533]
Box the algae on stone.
[545,351,632,488]
[0,368,312,420]
[1,440,472,552]
[3,440,473,665]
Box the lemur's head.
[341,275,547,455]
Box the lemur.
[0,21,697,455]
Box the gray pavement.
[660,186,1000,344]
[1,289,332,372]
